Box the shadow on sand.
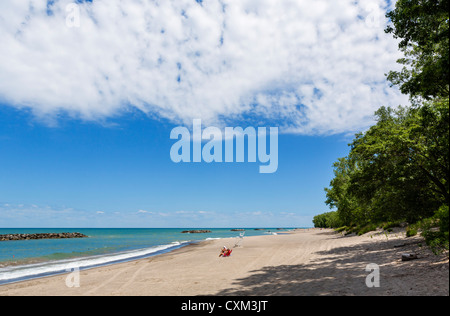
[210,234,447,296]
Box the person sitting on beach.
[219,246,229,257]
[219,246,232,257]
[219,246,227,257]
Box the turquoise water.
[0,228,292,284]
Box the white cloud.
[0,203,314,227]
[0,203,90,227]
[0,0,408,135]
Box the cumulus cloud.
[0,0,408,134]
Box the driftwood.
[401,253,418,261]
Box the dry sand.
[0,228,448,296]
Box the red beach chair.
[223,249,232,257]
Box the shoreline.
[0,241,195,286]
[0,228,448,296]
[0,228,289,283]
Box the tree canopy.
[315,1,449,249]
[385,0,449,100]
[324,99,448,226]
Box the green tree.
[313,211,341,228]
[348,99,448,223]
[320,0,449,246]
[324,98,448,226]
[324,157,365,226]
[385,0,449,99]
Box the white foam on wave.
[0,241,187,284]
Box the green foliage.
[324,98,449,229]
[316,0,449,252]
[332,223,381,236]
[334,226,347,233]
[413,204,450,253]
[406,226,418,237]
[351,99,448,220]
[436,204,449,233]
[385,0,449,99]
[382,221,403,230]
[357,223,379,236]
[313,211,341,228]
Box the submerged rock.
[181,230,211,234]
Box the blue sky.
[0,0,407,227]
[0,105,352,227]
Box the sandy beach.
[0,228,448,296]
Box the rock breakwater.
[0,232,88,241]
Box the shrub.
[436,205,449,233]
[406,226,418,237]
[357,223,378,236]
[334,226,347,233]
[382,221,403,230]
[313,211,342,228]
[420,205,449,254]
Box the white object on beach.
[234,232,245,248]
[401,253,418,261]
